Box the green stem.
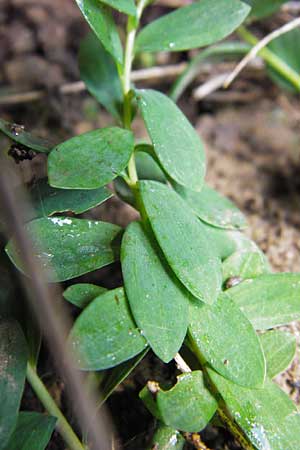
[26,364,85,450]
[122,0,148,187]
[187,335,256,450]
[237,25,300,91]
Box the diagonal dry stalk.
[0,155,114,450]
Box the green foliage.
[248,0,289,19]
[98,0,136,16]
[174,183,247,230]
[0,320,28,450]
[267,28,300,93]
[189,294,266,388]
[48,127,134,189]
[0,118,52,153]
[139,181,222,303]
[1,1,299,449]
[4,412,56,450]
[136,89,205,191]
[63,283,107,308]
[226,273,300,329]
[121,221,189,362]
[79,32,123,119]
[209,370,300,450]
[69,287,147,370]
[156,371,218,432]
[260,330,296,379]
[6,217,121,282]
[30,178,113,217]
[135,0,251,53]
[75,0,123,63]
[147,423,185,450]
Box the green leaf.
[147,423,185,450]
[201,226,237,261]
[69,287,147,370]
[114,148,166,206]
[31,179,113,217]
[226,273,300,330]
[248,0,289,19]
[267,28,300,93]
[260,330,296,379]
[0,118,52,153]
[135,145,167,183]
[4,412,56,450]
[79,32,122,120]
[121,222,189,362]
[100,349,148,404]
[189,294,266,388]
[75,0,123,63]
[0,319,28,450]
[48,127,134,189]
[157,371,218,432]
[135,0,250,53]
[99,0,136,16]
[6,217,121,282]
[136,89,206,191]
[175,184,247,230]
[63,283,107,308]
[139,181,222,303]
[139,384,163,421]
[222,247,271,283]
[209,369,300,450]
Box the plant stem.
[26,364,85,450]
[122,0,148,187]
[237,25,300,91]
[186,337,256,450]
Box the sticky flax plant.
[1,0,300,449]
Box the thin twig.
[174,353,192,373]
[0,156,114,450]
[0,64,187,106]
[224,17,300,88]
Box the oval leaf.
[136,89,205,191]
[135,0,250,53]
[121,222,189,362]
[139,181,222,303]
[209,369,300,450]
[0,319,28,450]
[175,184,247,230]
[99,0,136,16]
[75,0,123,63]
[148,423,185,450]
[69,287,147,370]
[157,371,218,432]
[222,247,271,283]
[260,330,296,379]
[6,217,121,282]
[31,179,112,217]
[63,283,107,308]
[48,127,134,189]
[79,32,122,120]
[4,412,56,450]
[189,294,266,388]
[226,273,300,330]
[0,118,52,153]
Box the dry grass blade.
[224,17,300,88]
[0,155,114,450]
